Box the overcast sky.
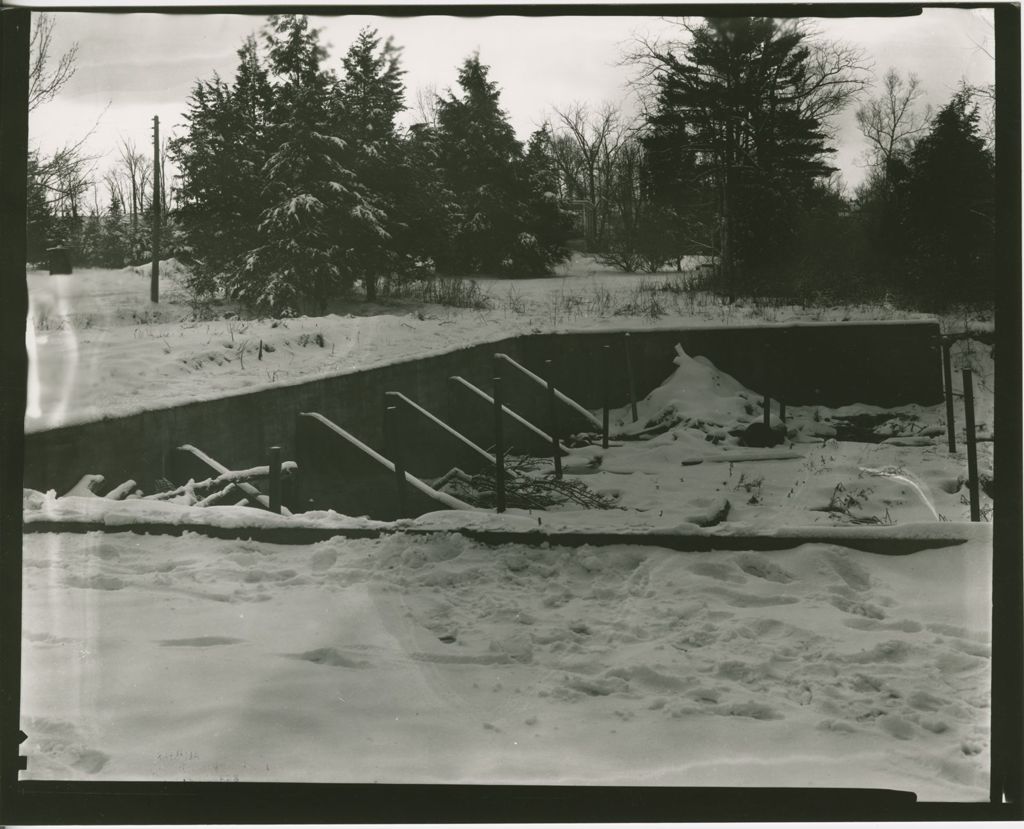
[28,6,995,206]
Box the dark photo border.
[1,2,1020,823]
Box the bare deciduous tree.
[550,101,634,249]
[117,137,151,221]
[29,13,79,112]
[856,68,933,169]
[413,83,440,128]
[795,35,874,132]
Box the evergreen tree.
[435,54,525,274]
[641,17,836,295]
[99,195,127,268]
[898,91,995,305]
[237,15,385,314]
[518,125,572,273]
[435,55,567,275]
[170,35,274,298]
[336,27,406,300]
[398,121,460,274]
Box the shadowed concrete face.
[23,322,942,501]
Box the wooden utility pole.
[151,115,160,303]
[962,369,981,522]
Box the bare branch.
[28,13,79,112]
[856,68,932,168]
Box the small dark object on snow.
[741,422,785,448]
[438,635,456,644]
[47,245,72,275]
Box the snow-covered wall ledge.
[22,491,988,556]
[23,322,942,496]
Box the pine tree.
[398,121,459,274]
[169,34,272,299]
[519,125,572,272]
[642,17,836,294]
[237,15,386,314]
[433,55,568,276]
[899,91,995,305]
[336,27,406,300]
[99,195,127,268]
[435,54,527,274]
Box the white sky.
[28,7,996,206]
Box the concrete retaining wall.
[23,321,942,502]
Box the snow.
[20,527,991,798]
[23,255,987,433]
[18,255,996,798]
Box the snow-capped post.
[492,376,506,513]
[624,333,638,423]
[268,445,282,514]
[943,340,956,453]
[151,114,160,304]
[544,359,562,480]
[385,404,407,517]
[962,369,980,522]
[602,344,611,449]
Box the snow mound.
[628,345,758,445]
[126,257,191,281]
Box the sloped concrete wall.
[23,321,942,502]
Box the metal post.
[544,359,562,479]
[602,344,610,450]
[493,376,506,513]
[268,445,281,514]
[151,115,160,304]
[385,405,407,517]
[962,369,980,522]
[943,341,957,453]
[624,333,638,423]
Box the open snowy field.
[23,256,993,432]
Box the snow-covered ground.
[23,257,993,432]
[20,257,996,799]
[20,523,992,798]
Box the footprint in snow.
[159,636,245,647]
[736,553,794,583]
[688,561,746,584]
[288,648,372,668]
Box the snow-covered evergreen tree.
[434,54,528,274]
[238,15,386,314]
[435,55,569,276]
[898,91,995,305]
[336,27,405,300]
[519,125,573,272]
[397,121,459,275]
[170,35,274,299]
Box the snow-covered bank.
[24,257,991,433]
[21,528,991,799]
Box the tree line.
[617,16,994,307]
[169,16,572,313]
[27,14,995,312]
